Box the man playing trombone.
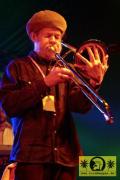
[0,10,109,180]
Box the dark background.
[0,0,120,179]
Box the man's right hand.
[44,67,73,87]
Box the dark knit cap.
[26,10,67,36]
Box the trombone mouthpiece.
[49,46,56,53]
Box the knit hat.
[26,10,67,36]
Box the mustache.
[49,46,56,52]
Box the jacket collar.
[29,51,56,66]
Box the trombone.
[51,39,114,124]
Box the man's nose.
[49,35,56,42]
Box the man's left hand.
[74,45,109,86]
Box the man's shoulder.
[6,56,31,70]
[4,56,31,76]
[9,56,30,65]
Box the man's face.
[32,27,63,60]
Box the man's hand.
[74,45,109,86]
[44,67,73,87]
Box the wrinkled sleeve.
[0,60,49,117]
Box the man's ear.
[29,32,37,42]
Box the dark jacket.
[0,51,92,167]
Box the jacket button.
[54,147,58,151]
[28,81,31,84]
